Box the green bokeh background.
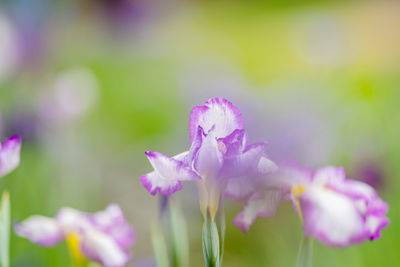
[1,0,399,266]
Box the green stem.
[296,236,313,267]
[216,196,225,267]
[202,210,220,267]
[151,221,170,267]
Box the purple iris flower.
[0,135,22,178]
[141,97,276,217]
[14,204,135,267]
[235,165,389,247]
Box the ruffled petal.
[193,130,223,178]
[0,135,21,177]
[91,204,135,250]
[81,228,130,267]
[189,97,244,142]
[92,204,124,228]
[14,215,63,247]
[328,179,377,201]
[145,151,199,181]
[312,166,345,185]
[299,186,369,247]
[141,172,183,196]
[225,175,255,201]
[225,155,278,201]
[219,142,266,179]
[366,213,389,240]
[56,207,91,233]
[319,170,390,241]
[260,165,312,192]
[234,190,283,233]
[218,129,247,155]
[185,126,204,166]
[141,151,200,196]
[257,155,278,175]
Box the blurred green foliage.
[0,0,399,266]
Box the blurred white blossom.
[39,67,100,124]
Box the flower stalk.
[296,236,313,267]
[216,197,225,267]
[202,209,220,267]
[151,221,170,267]
[170,201,189,267]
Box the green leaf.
[170,202,189,267]
[151,221,170,267]
[217,209,225,267]
[0,191,10,267]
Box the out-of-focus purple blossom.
[8,0,49,69]
[0,135,22,178]
[235,165,389,247]
[101,0,143,30]
[38,67,99,124]
[18,22,46,69]
[15,204,135,267]
[4,112,40,143]
[355,161,384,190]
[0,13,20,82]
[141,98,276,218]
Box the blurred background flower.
[0,12,19,83]
[0,0,400,266]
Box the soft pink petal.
[81,228,130,267]
[193,130,223,178]
[91,204,135,250]
[312,166,345,185]
[142,151,200,196]
[145,151,200,182]
[299,186,369,247]
[234,190,283,233]
[189,97,244,142]
[260,165,312,192]
[0,135,21,177]
[225,155,278,201]
[56,207,91,233]
[257,155,278,175]
[141,172,183,196]
[218,129,247,155]
[14,215,63,247]
[225,175,255,201]
[219,142,266,179]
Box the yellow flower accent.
[66,232,88,267]
[291,185,307,224]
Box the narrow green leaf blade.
[0,191,10,267]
